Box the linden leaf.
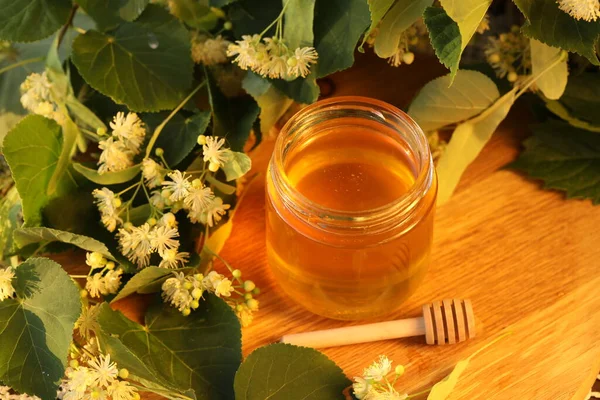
[408,70,500,132]
[207,71,259,152]
[544,72,600,128]
[75,0,149,30]
[71,5,193,112]
[168,0,218,30]
[510,121,600,204]
[146,111,211,167]
[2,115,75,226]
[439,0,492,51]
[283,0,315,49]
[0,0,71,42]
[313,0,371,78]
[243,74,293,136]
[513,0,600,65]
[0,257,81,399]
[234,343,351,400]
[361,0,396,50]
[374,0,433,58]
[73,162,141,185]
[423,7,462,82]
[111,266,190,302]
[530,39,568,100]
[436,90,515,204]
[0,187,21,259]
[13,227,115,259]
[96,296,242,400]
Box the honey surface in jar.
[266,118,436,320]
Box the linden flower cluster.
[484,26,531,83]
[162,269,259,326]
[58,354,139,400]
[353,356,407,400]
[19,72,63,123]
[98,112,146,174]
[0,266,16,301]
[83,252,124,299]
[0,386,40,400]
[557,0,600,21]
[191,34,231,65]
[227,35,318,79]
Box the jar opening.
[270,96,434,235]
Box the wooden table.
[216,53,600,399]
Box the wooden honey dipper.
[281,299,475,348]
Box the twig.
[57,5,79,49]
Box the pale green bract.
[374,0,433,58]
[408,70,500,132]
[530,40,568,100]
[13,226,115,258]
[436,90,515,204]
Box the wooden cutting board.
[214,54,600,399]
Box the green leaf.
[313,0,371,78]
[75,0,149,30]
[169,0,218,30]
[0,0,71,42]
[374,0,433,58]
[243,74,294,136]
[436,90,515,204]
[207,71,259,152]
[2,115,75,226]
[222,151,251,181]
[423,7,462,82]
[72,5,193,112]
[361,0,396,50]
[111,266,183,302]
[284,0,315,49]
[0,257,81,399]
[229,0,281,37]
[13,227,114,258]
[234,343,351,400]
[0,187,22,259]
[272,73,319,104]
[210,0,236,6]
[73,162,141,185]
[544,99,600,133]
[545,72,600,126]
[439,0,491,51]
[513,0,600,65]
[510,120,600,204]
[148,111,211,167]
[530,39,567,100]
[408,70,500,132]
[96,295,242,400]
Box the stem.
[70,275,88,279]
[259,0,291,37]
[145,81,206,158]
[117,181,141,196]
[406,388,432,399]
[203,245,234,272]
[57,5,79,49]
[0,56,44,75]
[79,127,100,141]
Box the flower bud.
[243,280,255,292]
[208,161,220,172]
[105,261,115,270]
[97,127,107,136]
[191,300,200,309]
[182,308,191,316]
[232,269,242,278]
[507,71,518,82]
[155,147,164,156]
[224,21,233,30]
[402,52,414,65]
[192,287,203,299]
[246,298,259,311]
[192,178,202,188]
[395,365,405,375]
[197,135,207,145]
[69,359,80,369]
[119,368,130,379]
[147,217,157,226]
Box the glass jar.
[266,96,437,320]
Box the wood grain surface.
[216,54,600,399]
[59,53,599,399]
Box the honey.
[266,97,437,320]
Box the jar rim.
[270,96,435,234]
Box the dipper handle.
[280,299,475,348]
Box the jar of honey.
[266,96,437,320]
